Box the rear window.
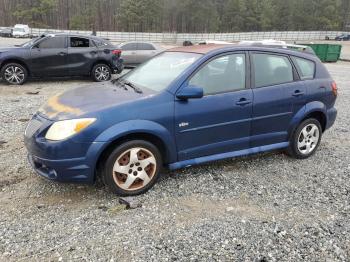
[252,53,294,88]
[292,57,315,80]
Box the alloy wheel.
[4,66,25,84]
[94,66,110,81]
[297,123,320,155]
[112,147,157,191]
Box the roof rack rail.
[239,40,316,55]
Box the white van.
[12,24,30,38]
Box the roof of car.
[168,44,234,54]
[40,32,105,40]
[167,43,317,59]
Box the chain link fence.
[1,26,349,44]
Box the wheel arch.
[301,111,327,132]
[93,120,177,181]
[90,60,112,74]
[288,102,327,140]
[0,58,31,76]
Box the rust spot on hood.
[39,94,83,119]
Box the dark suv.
[335,34,350,41]
[0,34,123,85]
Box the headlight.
[45,118,96,141]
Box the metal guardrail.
[1,27,349,43]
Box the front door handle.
[292,90,305,97]
[236,98,251,106]
[57,52,67,56]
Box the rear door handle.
[90,51,97,55]
[292,90,305,97]
[57,52,67,56]
[236,98,251,106]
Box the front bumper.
[24,114,106,184]
[28,154,91,182]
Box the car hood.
[38,81,156,121]
[0,46,25,53]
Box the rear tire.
[92,64,112,82]
[1,63,28,85]
[102,140,162,196]
[287,118,322,159]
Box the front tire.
[92,64,112,82]
[102,140,162,196]
[1,63,28,85]
[287,118,322,159]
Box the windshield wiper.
[112,78,128,90]
[123,80,143,94]
[112,79,143,94]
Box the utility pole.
[342,0,350,31]
[66,0,70,30]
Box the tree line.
[0,0,349,33]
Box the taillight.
[112,49,122,57]
[331,81,338,97]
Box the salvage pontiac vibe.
[24,44,337,195]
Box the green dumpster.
[301,43,342,62]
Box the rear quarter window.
[93,39,112,48]
[292,57,315,80]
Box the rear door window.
[292,57,315,80]
[252,53,294,88]
[37,36,66,49]
[138,43,155,50]
[121,43,138,51]
[70,37,90,48]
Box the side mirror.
[176,85,204,100]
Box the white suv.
[12,24,30,38]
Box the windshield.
[20,37,42,47]
[122,52,202,92]
[13,28,25,32]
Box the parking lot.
[0,38,349,261]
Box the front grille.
[25,118,42,137]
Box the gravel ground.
[0,56,349,260]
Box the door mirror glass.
[177,85,204,100]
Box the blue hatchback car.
[24,44,337,195]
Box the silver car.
[118,41,163,68]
